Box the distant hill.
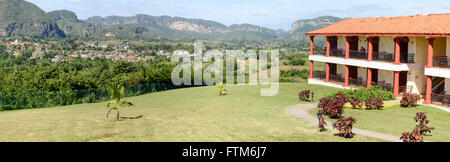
[86,14,286,41]
[0,0,65,38]
[289,16,344,41]
[0,0,343,42]
[47,10,107,39]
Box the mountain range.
[0,0,343,41]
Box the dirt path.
[286,103,403,142]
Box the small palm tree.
[106,83,134,120]
[216,83,227,96]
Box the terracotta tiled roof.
[306,13,450,37]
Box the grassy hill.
[0,83,383,142]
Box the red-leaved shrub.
[318,97,342,118]
[400,112,435,142]
[298,90,311,101]
[318,115,327,132]
[400,93,421,108]
[332,116,357,138]
[365,98,384,110]
[318,94,348,119]
[350,98,363,109]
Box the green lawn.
[0,83,384,142]
[310,105,450,142]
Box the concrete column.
[426,38,435,68]
[309,36,315,56]
[325,63,330,82]
[309,61,314,79]
[345,37,350,59]
[367,37,373,61]
[326,37,331,57]
[394,71,400,96]
[367,68,372,89]
[424,76,433,104]
[394,38,401,64]
[344,65,349,87]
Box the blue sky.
[28,0,450,30]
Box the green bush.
[328,86,395,102]
[289,58,306,66]
[280,69,309,79]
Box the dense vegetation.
[0,45,175,110]
[328,86,395,102]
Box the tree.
[217,83,227,96]
[106,83,134,120]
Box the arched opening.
[349,36,359,51]
[328,36,338,50]
[399,37,409,63]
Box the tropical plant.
[365,98,384,110]
[318,92,348,118]
[332,116,357,138]
[216,83,227,96]
[400,112,435,142]
[318,112,327,132]
[350,98,363,109]
[414,112,435,135]
[298,90,311,101]
[400,127,423,142]
[400,93,421,108]
[106,83,134,120]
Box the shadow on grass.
[120,115,144,120]
[333,133,357,139]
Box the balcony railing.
[349,77,366,86]
[349,50,368,60]
[313,48,326,56]
[330,49,345,58]
[371,52,415,63]
[372,52,394,62]
[433,57,450,68]
[401,53,415,63]
[329,74,345,83]
[312,71,325,80]
[431,93,450,106]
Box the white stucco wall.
[447,37,450,57]
[415,37,428,66]
[379,36,395,53]
[408,37,417,56]
[358,67,367,81]
[337,36,345,50]
[434,37,447,57]
[358,36,368,50]
[446,78,450,94]
[407,70,425,94]
[378,70,394,85]
[337,64,345,76]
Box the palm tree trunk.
[106,108,115,118]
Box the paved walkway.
[286,103,403,142]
